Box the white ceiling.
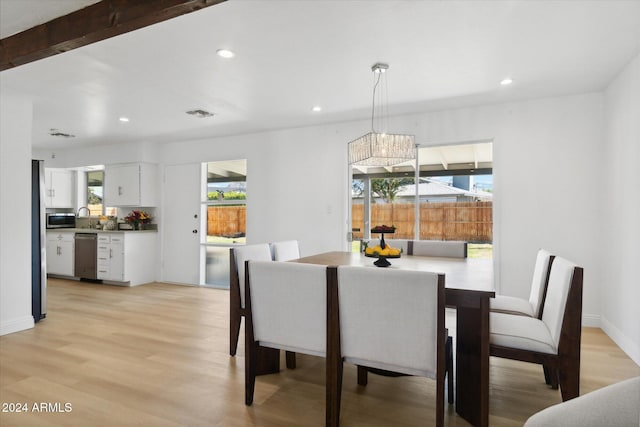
[1,0,639,151]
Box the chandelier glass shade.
[348,132,415,166]
[348,63,415,167]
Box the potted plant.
[124,210,152,230]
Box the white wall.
[0,94,35,335]
[33,140,161,169]
[43,92,606,324]
[602,53,640,365]
[27,90,636,361]
[401,94,604,326]
[160,125,350,256]
[157,92,604,329]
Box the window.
[87,170,103,214]
[350,142,493,258]
[203,159,247,287]
[86,169,116,216]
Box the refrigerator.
[31,159,47,322]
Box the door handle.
[192,229,198,234]
[118,186,123,196]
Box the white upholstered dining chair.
[490,256,584,401]
[523,376,640,427]
[412,240,467,258]
[229,244,273,356]
[244,260,330,423]
[491,249,555,318]
[271,239,300,261]
[327,265,447,427]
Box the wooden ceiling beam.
[0,0,226,71]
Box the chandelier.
[348,63,415,167]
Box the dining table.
[291,251,495,427]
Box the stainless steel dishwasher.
[74,233,97,279]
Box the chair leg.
[543,364,551,384]
[230,309,242,356]
[446,336,454,404]
[285,351,297,369]
[543,364,559,389]
[558,359,580,401]
[437,354,445,427]
[245,340,256,405]
[357,365,368,386]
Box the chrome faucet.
[76,206,91,217]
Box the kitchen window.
[86,169,116,216]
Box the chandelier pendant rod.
[371,71,383,134]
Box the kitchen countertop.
[47,228,157,234]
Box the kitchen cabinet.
[46,231,75,276]
[105,163,158,207]
[44,168,75,208]
[97,231,157,285]
[97,234,124,281]
[46,230,156,285]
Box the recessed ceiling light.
[216,49,235,59]
[311,105,322,112]
[500,78,513,86]
[119,117,130,122]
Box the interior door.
[162,163,201,285]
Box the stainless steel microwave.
[46,213,76,229]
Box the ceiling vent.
[49,129,75,138]
[186,109,215,118]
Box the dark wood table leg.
[255,346,280,376]
[455,298,490,427]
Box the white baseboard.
[0,315,34,336]
[600,316,640,367]
[582,313,600,328]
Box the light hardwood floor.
[1,278,638,426]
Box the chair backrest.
[541,256,583,352]
[230,244,272,308]
[529,249,555,318]
[412,240,467,258]
[335,265,445,378]
[271,240,300,261]
[246,260,327,356]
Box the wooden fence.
[208,201,492,243]
[352,201,492,243]
[207,206,246,237]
